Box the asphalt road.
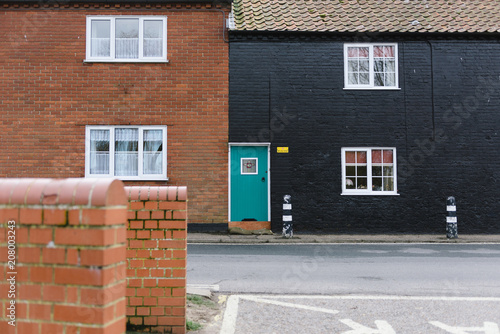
[187,243,500,296]
[187,244,500,333]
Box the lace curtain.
[116,19,139,59]
[143,130,163,174]
[91,20,111,58]
[143,20,163,58]
[89,130,110,174]
[91,18,163,59]
[115,128,138,176]
[89,128,163,176]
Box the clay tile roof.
[232,0,500,33]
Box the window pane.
[358,47,369,58]
[90,129,109,174]
[143,130,163,175]
[241,158,257,174]
[372,166,382,176]
[359,73,369,85]
[383,166,393,176]
[384,46,395,58]
[356,151,367,163]
[357,178,367,189]
[372,150,382,163]
[346,177,355,189]
[115,128,138,176]
[144,20,163,57]
[348,73,358,85]
[91,20,110,57]
[345,151,356,163]
[385,72,396,87]
[346,166,355,176]
[116,18,139,59]
[383,149,394,163]
[374,72,384,86]
[373,46,384,58]
[348,60,358,73]
[383,177,394,191]
[372,177,382,191]
[359,60,369,73]
[357,166,367,177]
[347,47,358,58]
[386,60,395,73]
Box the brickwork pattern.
[125,186,187,334]
[0,178,128,334]
[0,3,229,227]
[229,35,500,233]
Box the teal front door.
[230,145,269,221]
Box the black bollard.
[446,196,458,239]
[282,195,293,238]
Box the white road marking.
[186,283,220,291]
[358,250,390,254]
[220,295,239,334]
[339,319,396,334]
[237,294,500,302]
[430,321,500,334]
[218,295,500,334]
[448,249,500,254]
[240,295,339,314]
[399,247,440,254]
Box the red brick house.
[0,0,230,228]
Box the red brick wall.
[0,2,229,226]
[0,178,128,334]
[125,186,187,334]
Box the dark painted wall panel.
[229,35,500,233]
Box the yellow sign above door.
[277,147,289,153]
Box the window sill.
[341,192,400,196]
[343,87,401,91]
[83,59,169,64]
[86,176,169,181]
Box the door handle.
[261,177,265,182]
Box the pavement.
[187,232,500,244]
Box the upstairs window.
[86,16,167,62]
[85,126,167,180]
[344,44,398,89]
[341,148,397,195]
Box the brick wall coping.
[124,186,187,202]
[0,178,127,207]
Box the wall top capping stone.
[125,186,187,202]
[0,178,127,207]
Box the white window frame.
[341,147,398,195]
[344,43,399,90]
[85,16,168,63]
[240,157,258,175]
[85,125,168,181]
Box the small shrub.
[186,320,202,331]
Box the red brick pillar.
[0,178,128,334]
[125,186,187,334]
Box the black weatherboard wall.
[229,32,500,234]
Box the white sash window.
[344,43,399,89]
[86,126,167,180]
[86,16,167,62]
[342,148,398,195]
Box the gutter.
[0,0,231,4]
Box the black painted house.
[228,0,500,234]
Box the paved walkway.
[188,232,500,244]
